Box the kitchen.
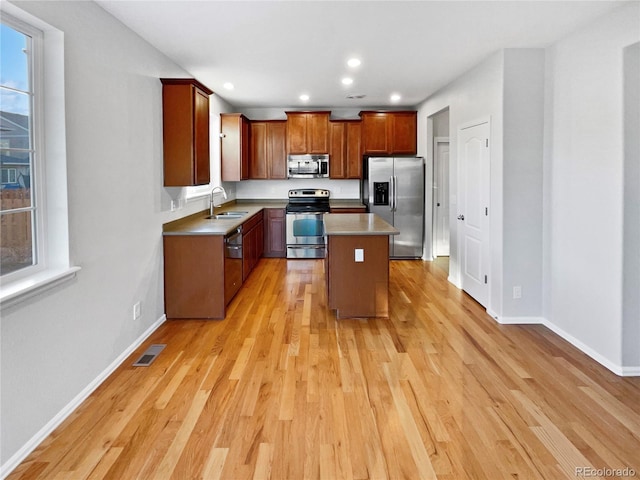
[162,101,419,319]
[1,1,638,479]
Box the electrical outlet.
[354,248,364,262]
[133,301,141,320]
[513,286,522,299]
[170,200,177,211]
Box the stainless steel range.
[285,189,330,259]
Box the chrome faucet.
[210,185,228,216]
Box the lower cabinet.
[263,208,286,257]
[163,235,226,319]
[164,208,275,319]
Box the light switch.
[355,248,364,262]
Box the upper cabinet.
[250,121,287,179]
[329,121,362,179]
[160,78,213,186]
[360,111,417,155]
[286,111,330,154]
[220,113,250,181]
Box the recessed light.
[342,77,354,86]
[299,94,310,101]
[347,58,361,68]
[223,82,234,90]
[390,93,401,102]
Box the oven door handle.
[287,245,325,249]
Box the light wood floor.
[9,259,640,479]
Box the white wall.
[502,49,545,319]
[0,0,231,471]
[622,42,640,368]
[416,51,505,314]
[543,2,640,373]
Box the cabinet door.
[194,87,211,185]
[268,121,287,179]
[250,122,268,179]
[263,208,286,257]
[391,112,417,154]
[345,122,362,179]
[161,79,212,186]
[308,112,329,153]
[361,112,391,154]
[164,235,225,319]
[329,122,346,179]
[255,219,264,261]
[221,113,250,181]
[243,225,255,281]
[287,114,307,154]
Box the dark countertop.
[163,199,367,236]
[163,200,286,236]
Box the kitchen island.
[324,213,399,319]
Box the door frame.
[433,136,450,257]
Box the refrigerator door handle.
[394,175,398,212]
[389,175,395,211]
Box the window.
[0,17,41,278]
[0,5,77,306]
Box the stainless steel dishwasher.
[224,227,243,305]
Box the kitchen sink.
[206,211,248,220]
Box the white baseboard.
[484,312,639,378]
[0,314,167,480]
[539,318,636,377]
[494,315,544,325]
[619,366,640,376]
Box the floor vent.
[133,344,166,367]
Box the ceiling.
[97,0,624,109]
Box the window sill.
[0,266,81,308]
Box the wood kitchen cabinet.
[329,120,362,179]
[263,208,286,258]
[286,111,330,154]
[250,121,287,179]
[221,113,250,181]
[161,78,213,186]
[163,235,226,319]
[242,212,264,281]
[360,111,417,155]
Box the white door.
[434,138,450,256]
[458,122,490,306]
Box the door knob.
[457,214,465,220]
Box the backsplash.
[235,179,360,199]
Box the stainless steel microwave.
[287,154,329,178]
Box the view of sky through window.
[0,23,30,116]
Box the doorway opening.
[429,108,450,274]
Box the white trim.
[0,314,167,480]
[539,318,631,377]
[484,312,639,377]
[0,3,74,301]
[447,274,461,289]
[619,366,640,377]
[494,315,544,325]
[432,136,450,259]
[0,265,80,307]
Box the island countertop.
[323,213,399,236]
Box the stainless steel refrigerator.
[363,157,425,258]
